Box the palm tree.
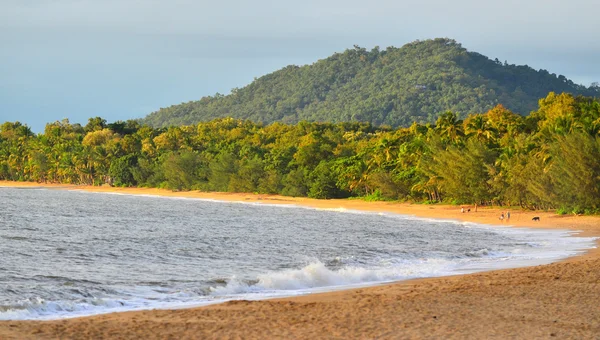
[464,114,497,143]
[434,111,464,145]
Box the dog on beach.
[532,216,540,221]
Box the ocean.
[0,187,596,320]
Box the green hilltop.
[141,38,599,128]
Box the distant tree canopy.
[141,38,599,128]
[2,93,600,214]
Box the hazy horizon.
[1,0,599,132]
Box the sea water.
[0,187,596,320]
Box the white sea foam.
[0,288,227,321]
[208,227,596,296]
[1,231,596,321]
[209,258,455,296]
[0,297,129,320]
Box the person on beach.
[507,211,510,221]
[461,207,464,213]
[500,212,504,221]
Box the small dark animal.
[532,216,540,221]
[467,209,471,212]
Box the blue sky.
[1,0,599,132]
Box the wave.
[0,297,128,320]
[1,234,596,321]
[211,230,597,296]
[0,286,223,320]
[209,258,462,296]
[0,256,489,320]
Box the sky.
[1,0,599,132]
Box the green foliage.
[85,117,107,133]
[281,168,309,197]
[131,157,163,187]
[308,161,349,199]
[162,151,206,191]
[141,39,599,129]
[208,152,237,192]
[363,189,388,202]
[109,155,137,187]
[2,92,600,213]
[571,206,585,215]
[549,132,600,210]
[229,157,265,193]
[422,200,438,205]
[420,138,498,204]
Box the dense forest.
[142,38,600,128]
[2,92,599,213]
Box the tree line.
[1,92,599,214]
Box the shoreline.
[1,181,600,338]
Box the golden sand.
[0,181,599,339]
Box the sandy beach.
[0,181,599,339]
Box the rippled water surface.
[0,187,595,319]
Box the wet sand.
[1,181,599,339]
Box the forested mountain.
[142,38,599,128]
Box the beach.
[0,181,599,339]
